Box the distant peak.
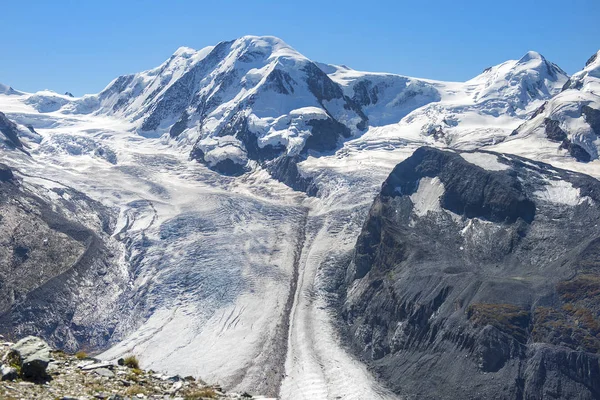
[172,46,196,58]
[0,83,20,95]
[232,35,294,53]
[236,35,287,45]
[517,50,545,64]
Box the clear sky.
[1,0,599,96]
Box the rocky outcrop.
[340,147,600,399]
[0,112,23,149]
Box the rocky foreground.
[0,336,273,400]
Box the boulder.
[1,364,18,381]
[10,336,52,381]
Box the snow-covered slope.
[319,63,442,126]
[1,37,599,400]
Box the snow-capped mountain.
[4,38,571,194]
[503,50,600,163]
[1,36,599,399]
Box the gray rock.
[1,364,18,381]
[81,362,113,371]
[46,360,62,374]
[10,336,51,381]
[93,368,115,378]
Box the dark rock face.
[544,118,568,142]
[352,79,379,107]
[302,62,368,131]
[0,164,14,182]
[0,112,23,148]
[304,117,351,153]
[263,156,317,196]
[582,105,600,136]
[263,69,296,95]
[543,118,593,162]
[340,147,600,399]
[212,159,247,176]
[561,140,592,163]
[381,147,536,223]
[169,111,189,138]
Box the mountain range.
[1,36,599,399]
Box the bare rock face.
[340,147,600,399]
[0,164,14,182]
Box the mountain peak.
[517,50,545,64]
[235,35,289,47]
[172,46,197,58]
[0,83,21,96]
[230,35,304,62]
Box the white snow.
[460,152,511,171]
[534,179,588,206]
[409,177,445,216]
[249,107,328,155]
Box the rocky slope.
[340,146,600,399]
[0,162,127,353]
[0,335,269,399]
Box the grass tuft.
[123,355,140,369]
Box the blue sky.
[1,0,599,96]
